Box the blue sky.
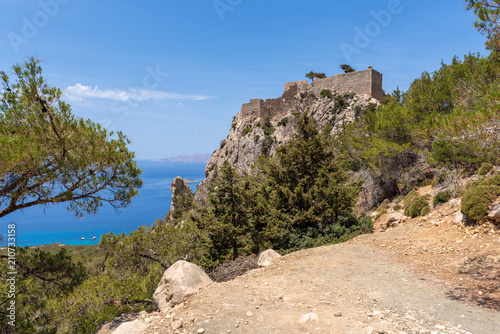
[0,0,488,159]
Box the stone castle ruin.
[241,68,383,119]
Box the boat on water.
[81,237,85,240]
[91,236,96,241]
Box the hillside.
[154,153,211,163]
[97,184,500,334]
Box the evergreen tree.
[0,58,142,219]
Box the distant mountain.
[154,153,211,163]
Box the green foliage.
[251,113,365,250]
[277,116,289,127]
[340,64,356,73]
[308,93,318,100]
[477,162,494,175]
[403,191,430,218]
[171,188,194,219]
[291,112,301,117]
[461,175,500,222]
[433,190,452,207]
[242,127,253,136]
[305,71,327,82]
[465,0,500,52]
[320,89,333,98]
[0,58,142,219]
[421,206,431,216]
[333,95,347,111]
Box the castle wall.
[241,99,263,117]
[241,69,383,119]
[310,69,383,100]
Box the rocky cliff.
[194,76,381,212]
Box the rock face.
[194,85,380,207]
[488,203,500,222]
[257,249,282,267]
[153,261,213,312]
[170,176,191,214]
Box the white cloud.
[63,84,215,102]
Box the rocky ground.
[98,187,500,334]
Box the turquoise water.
[0,161,206,247]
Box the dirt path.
[115,241,497,334]
[99,191,500,334]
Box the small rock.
[197,329,205,334]
[298,313,319,324]
[171,320,182,330]
[334,311,342,317]
[246,311,254,317]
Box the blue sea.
[0,161,206,247]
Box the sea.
[0,161,207,247]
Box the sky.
[0,0,489,159]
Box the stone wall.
[241,69,383,119]
[309,69,383,100]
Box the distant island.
[153,153,211,163]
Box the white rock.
[153,261,213,312]
[257,249,282,267]
[487,204,500,222]
[112,320,151,334]
[171,319,183,330]
[298,312,319,324]
[454,211,464,225]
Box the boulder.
[112,320,150,334]
[153,261,213,312]
[258,249,282,267]
[386,213,404,228]
[487,204,500,222]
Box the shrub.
[421,206,431,216]
[277,117,288,127]
[433,190,452,207]
[461,175,500,222]
[291,112,301,117]
[393,204,401,211]
[308,93,318,100]
[333,95,347,110]
[477,162,494,175]
[320,89,333,98]
[262,121,275,135]
[404,191,430,218]
[242,127,253,136]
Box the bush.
[404,191,430,218]
[277,116,288,127]
[461,175,500,222]
[308,93,318,100]
[333,95,347,110]
[320,89,333,98]
[242,127,253,136]
[477,162,494,175]
[420,206,431,216]
[433,190,452,207]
